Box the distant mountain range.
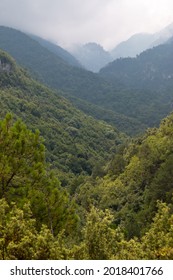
[71,42,112,72]
[110,22,173,59]
[0,26,144,135]
[70,22,173,72]
[1,25,173,136]
[0,26,111,99]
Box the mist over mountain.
[69,22,173,72]
[151,22,173,47]
[111,33,155,59]
[71,42,112,72]
[0,26,146,136]
[111,22,173,59]
[1,16,173,260]
[29,34,82,68]
[1,25,173,137]
[0,49,125,176]
[0,26,112,99]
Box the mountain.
[71,42,112,72]
[99,39,173,127]
[0,26,146,136]
[100,39,173,91]
[0,49,125,176]
[76,111,173,242]
[0,27,113,105]
[151,22,173,47]
[111,33,155,59]
[1,26,172,136]
[111,22,173,59]
[29,34,82,68]
[1,36,173,261]
[0,26,114,101]
[63,93,147,136]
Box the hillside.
[98,40,173,127]
[76,111,173,242]
[0,26,147,136]
[1,26,173,136]
[1,43,173,261]
[1,103,173,259]
[0,26,112,98]
[100,39,173,91]
[29,34,82,68]
[0,49,125,176]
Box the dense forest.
[0,26,168,136]
[0,30,173,260]
[1,110,173,260]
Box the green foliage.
[141,201,173,259]
[0,113,45,200]
[75,113,173,241]
[0,199,72,260]
[0,199,37,260]
[30,34,81,68]
[0,115,79,238]
[0,49,124,175]
[0,26,153,135]
[1,38,173,259]
[82,207,121,259]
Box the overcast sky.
[0,0,173,50]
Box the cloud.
[0,0,173,49]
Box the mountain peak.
[84,42,105,51]
[72,42,112,72]
[111,22,173,59]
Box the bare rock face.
[0,59,12,73]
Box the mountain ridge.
[71,42,112,72]
[111,22,173,59]
[0,26,147,135]
[0,48,125,176]
[29,34,82,68]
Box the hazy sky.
[0,0,173,50]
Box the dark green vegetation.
[29,34,81,68]
[0,25,168,136]
[100,40,173,91]
[0,49,124,177]
[0,26,113,98]
[99,39,173,128]
[1,112,173,260]
[1,29,173,259]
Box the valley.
[0,24,173,260]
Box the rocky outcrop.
[0,59,12,73]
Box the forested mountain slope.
[1,49,173,260]
[0,26,146,136]
[100,39,173,91]
[98,40,173,128]
[1,26,173,136]
[29,34,81,68]
[76,112,173,245]
[1,98,173,260]
[0,26,113,99]
[0,50,124,176]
